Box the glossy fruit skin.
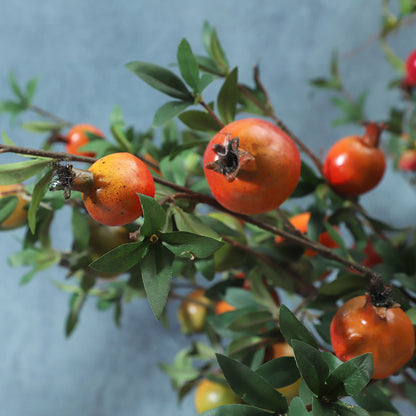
[80,152,155,226]
[177,289,211,334]
[275,212,338,257]
[405,49,416,86]
[330,294,415,379]
[65,123,104,157]
[203,118,301,215]
[194,378,241,413]
[323,124,386,196]
[0,183,30,229]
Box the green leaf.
[255,357,300,389]
[9,71,26,103]
[208,27,229,75]
[139,194,167,237]
[25,76,38,103]
[0,159,52,185]
[312,397,337,416]
[332,92,367,126]
[332,401,370,416]
[327,353,373,397]
[200,404,274,416]
[292,340,329,396]
[172,207,220,239]
[2,131,17,146]
[198,73,217,92]
[66,292,87,337]
[279,304,319,348]
[228,309,274,332]
[153,101,192,128]
[200,404,270,416]
[353,383,399,414]
[126,61,193,100]
[21,121,63,133]
[160,154,187,187]
[216,353,288,413]
[179,110,220,132]
[319,272,368,296]
[28,167,54,234]
[162,231,224,259]
[0,196,18,224]
[141,245,174,319]
[89,242,147,273]
[288,397,309,416]
[194,256,216,281]
[217,67,238,125]
[177,38,200,91]
[71,208,90,252]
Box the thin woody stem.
[0,144,383,280]
[198,99,225,129]
[29,104,73,127]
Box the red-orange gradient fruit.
[275,212,338,256]
[323,123,386,196]
[203,118,301,215]
[330,294,415,379]
[74,152,155,226]
[66,123,104,157]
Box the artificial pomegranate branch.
[0,143,383,280]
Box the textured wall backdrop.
[1,1,415,415]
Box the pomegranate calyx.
[360,122,388,148]
[204,136,254,183]
[49,162,93,199]
[368,276,398,309]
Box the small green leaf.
[71,208,90,252]
[2,131,17,146]
[25,76,38,103]
[312,397,337,416]
[353,383,399,414]
[153,101,192,128]
[139,194,167,237]
[217,67,238,124]
[216,353,288,413]
[162,231,224,259]
[21,121,63,133]
[0,196,18,224]
[279,305,319,348]
[255,357,300,389]
[288,397,309,416]
[200,404,274,416]
[28,167,54,234]
[177,38,199,91]
[126,61,193,100]
[0,159,52,185]
[209,28,229,75]
[228,310,273,332]
[179,110,220,132]
[327,353,373,397]
[292,340,329,396]
[172,207,220,239]
[9,71,26,103]
[332,401,370,416]
[194,256,216,281]
[141,245,174,319]
[66,292,87,337]
[89,242,147,273]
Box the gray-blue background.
[1,1,416,415]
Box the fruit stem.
[361,122,387,148]
[204,135,254,182]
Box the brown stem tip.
[204,136,254,183]
[361,122,388,148]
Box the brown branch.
[0,144,383,280]
[29,105,73,127]
[198,99,224,129]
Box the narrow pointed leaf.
[0,159,52,185]
[126,61,193,100]
[177,38,199,91]
[279,304,319,348]
[0,196,18,224]
[89,242,147,273]
[28,167,54,234]
[139,194,167,236]
[200,404,274,416]
[217,67,238,124]
[216,353,288,413]
[141,245,174,319]
[153,101,191,128]
[162,231,224,259]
